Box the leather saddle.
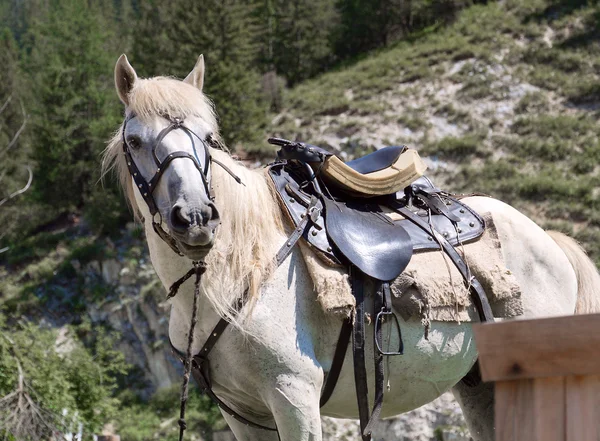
[268,152,485,280]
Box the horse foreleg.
[452,378,495,441]
[267,379,323,441]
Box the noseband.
[122,113,242,256]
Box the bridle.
[121,113,241,256]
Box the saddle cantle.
[269,138,427,197]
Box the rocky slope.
[270,0,600,264]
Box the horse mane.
[204,150,285,322]
[102,76,285,325]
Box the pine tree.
[333,0,476,59]
[24,0,126,230]
[156,0,268,149]
[264,0,338,86]
[334,0,396,58]
[131,0,176,76]
[0,27,37,243]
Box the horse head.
[113,54,221,260]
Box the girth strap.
[319,318,352,408]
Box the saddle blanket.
[299,210,523,323]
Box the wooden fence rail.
[473,313,600,441]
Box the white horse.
[104,54,600,441]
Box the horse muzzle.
[167,202,220,256]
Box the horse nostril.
[170,205,191,232]
[203,202,220,228]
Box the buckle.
[308,205,321,223]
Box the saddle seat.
[268,138,427,197]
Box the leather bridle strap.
[121,114,244,257]
[122,115,213,216]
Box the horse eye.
[127,136,142,150]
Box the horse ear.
[183,54,205,91]
[115,54,137,105]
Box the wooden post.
[473,313,600,441]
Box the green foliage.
[511,114,597,141]
[21,0,127,234]
[0,27,35,244]
[0,319,129,437]
[257,0,339,86]
[397,112,429,131]
[422,134,488,159]
[434,103,472,124]
[334,0,479,59]
[133,0,270,150]
[204,60,268,150]
[514,92,550,114]
[116,385,225,441]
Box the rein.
[173,260,206,441]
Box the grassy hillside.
[270,0,600,265]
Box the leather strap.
[275,196,320,264]
[319,318,352,407]
[363,282,384,438]
[351,269,371,441]
[390,203,495,322]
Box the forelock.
[127,77,218,131]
